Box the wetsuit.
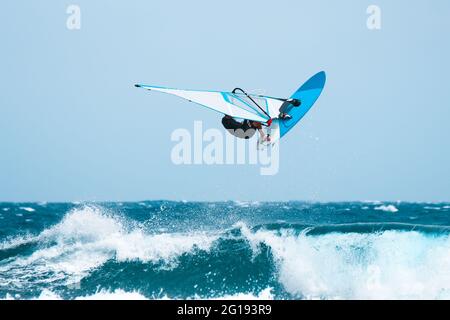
[279,100,293,115]
[221,116,257,139]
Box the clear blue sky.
[1,1,449,202]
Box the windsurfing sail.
[135,84,285,123]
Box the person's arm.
[258,128,265,139]
[258,129,271,142]
[250,121,270,142]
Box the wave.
[238,223,450,299]
[255,222,450,235]
[374,205,399,213]
[0,206,219,289]
[2,205,450,299]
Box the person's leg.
[279,101,291,114]
[278,101,293,120]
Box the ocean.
[1,201,450,300]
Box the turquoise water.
[1,201,450,300]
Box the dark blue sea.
[1,201,450,300]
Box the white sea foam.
[75,288,273,300]
[424,206,441,210]
[3,287,274,300]
[374,205,398,213]
[2,289,147,300]
[233,201,260,208]
[237,222,450,299]
[35,289,63,300]
[75,289,148,300]
[0,234,36,251]
[19,207,35,212]
[210,287,274,300]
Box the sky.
[1,0,449,202]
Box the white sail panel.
[136,85,269,122]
